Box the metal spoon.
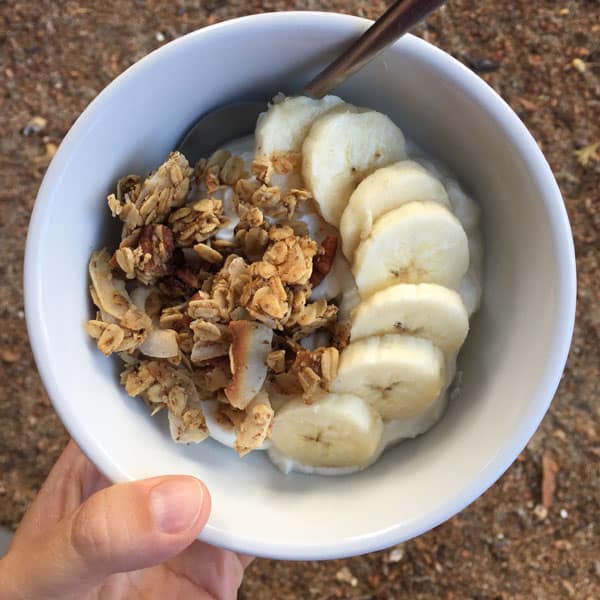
[177,0,446,162]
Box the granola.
[87,145,347,459]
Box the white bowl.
[25,12,576,560]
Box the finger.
[6,475,210,598]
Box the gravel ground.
[1,1,599,598]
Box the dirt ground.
[1,1,599,598]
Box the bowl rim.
[24,11,576,560]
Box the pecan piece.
[310,235,338,287]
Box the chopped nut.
[133,224,177,285]
[158,266,201,300]
[310,235,338,287]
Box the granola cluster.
[87,149,343,456]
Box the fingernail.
[150,478,204,534]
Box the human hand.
[0,440,251,599]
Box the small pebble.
[388,544,405,562]
[533,504,548,520]
[155,31,165,42]
[572,58,586,73]
[465,57,500,73]
[21,116,47,136]
[560,509,568,519]
[335,567,357,587]
[0,349,20,363]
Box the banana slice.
[255,95,346,173]
[330,334,445,420]
[270,392,383,468]
[340,161,450,260]
[350,283,469,354]
[302,110,407,226]
[353,201,469,297]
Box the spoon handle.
[304,0,446,98]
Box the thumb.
[8,476,210,597]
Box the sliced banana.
[353,201,469,297]
[330,334,445,420]
[340,161,450,260]
[270,392,383,468]
[350,283,469,354]
[255,95,346,172]
[302,110,406,226]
